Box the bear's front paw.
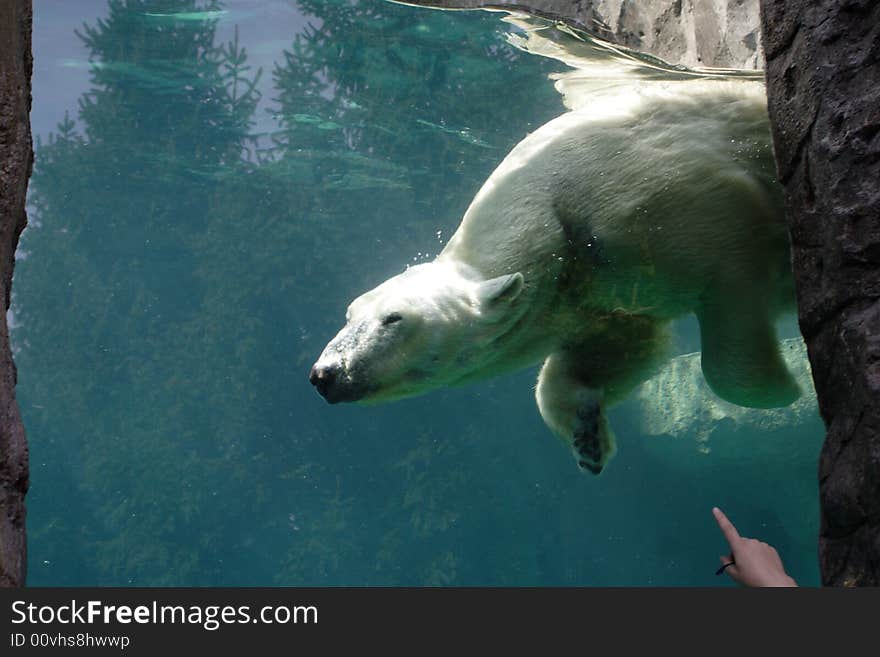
[571,403,615,475]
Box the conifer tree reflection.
[19,0,263,585]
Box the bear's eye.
[381,312,404,326]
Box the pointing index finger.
[713,507,742,548]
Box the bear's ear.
[478,272,524,306]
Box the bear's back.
[441,78,785,317]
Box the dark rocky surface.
[404,0,764,68]
[0,0,32,587]
[760,0,880,586]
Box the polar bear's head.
[310,262,525,404]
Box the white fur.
[313,77,797,473]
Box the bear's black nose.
[309,363,339,398]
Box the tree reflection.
[19,0,574,585]
[21,0,265,585]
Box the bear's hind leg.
[696,285,800,408]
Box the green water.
[16,0,823,586]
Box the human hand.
[712,507,798,587]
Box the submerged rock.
[634,338,817,452]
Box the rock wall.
[760,0,880,587]
[0,0,32,588]
[406,0,764,68]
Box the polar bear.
[309,75,799,474]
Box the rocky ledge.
[0,0,32,588]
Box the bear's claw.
[578,459,603,475]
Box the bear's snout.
[309,361,367,403]
[309,362,340,400]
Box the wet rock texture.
[407,0,764,68]
[635,339,817,449]
[760,0,880,587]
[0,0,32,587]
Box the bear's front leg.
[535,317,666,474]
[535,352,616,475]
